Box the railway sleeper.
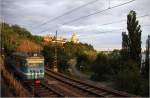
[99,92,109,96]
[46,71,103,97]
[41,82,64,97]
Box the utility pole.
[53,30,58,72]
[1,21,5,59]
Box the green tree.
[63,42,96,59]
[121,32,129,60]
[57,47,69,72]
[108,50,123,76]
[127,10,142,68]
[115,60,149,96]
[115,61,142,95]
[76,53,88,70]
[43,45,55,66]
[91,53,110,81]
[43,45,69,71]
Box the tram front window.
[28,63,44,68]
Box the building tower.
[70,32,79,43]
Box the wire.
[98,14,150,26]
[78,28,125,38]
[62,0,136,25]
[39,0,136,33]
[31,0,99,29]
[78,24,150,39]
[39,14,149,34]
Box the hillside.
[1,23,43,55]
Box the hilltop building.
[70,32,79,43]
[44,32,79,44]
[43,35,67,45]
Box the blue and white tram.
[12,52,44,82]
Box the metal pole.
[1,20,5,59]
[54,30,58,72]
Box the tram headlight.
[29,70,32,75]
[40,70,43,73]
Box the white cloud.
[1,0,150,50]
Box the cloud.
[1,0,150,50]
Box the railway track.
[46,68,132,97]
[22,80,63,97]
[10,66,64,97]
[7,60,133,97]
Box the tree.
[91,53,110,81]
[127,10,142,68]
[121,32,129,60]
[57,47,69,72]
[17,39,42,53]
[115,60,142,95]
[43,45,55,66]
[76,53,88,70]
[1,23,43,56]
[43,45,69,71]
[115,60,149,96]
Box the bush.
[91,53,110,81]
[114,60,149,96]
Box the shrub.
[91,53,110,81]
[114,60,149,96]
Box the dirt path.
[71,59,90,80]
[68,59,114,88]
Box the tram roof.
[12,52,43,58]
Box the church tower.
[70,32,79,43]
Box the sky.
[1,0,150,51]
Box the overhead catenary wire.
[78,23,150,39]
[98,14,150,26]
[31,0,99,30]
[78,25,150,39]
[39,0,136,33]
[61,0,136,25]
[40,13,150,34]
[78,28,125,39]
[78,23,150,38]
[37,22,149,35]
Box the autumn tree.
[1,23,43,55]
[17,39,42,53]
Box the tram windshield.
[28,62,44,67]
[27,57,44,67]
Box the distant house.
[43,35,67,45]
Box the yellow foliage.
[17,39,42,53]
[84,51,97,61]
